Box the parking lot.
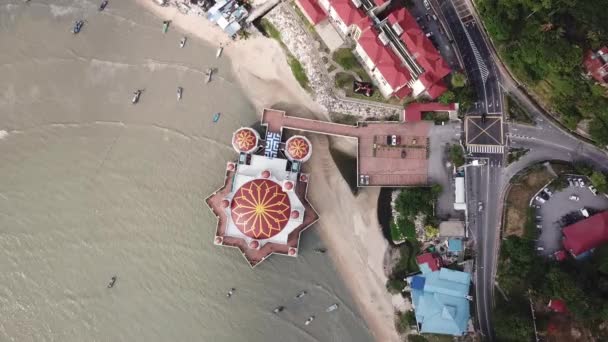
[534,175,608,256]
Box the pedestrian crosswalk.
[467,144,504,154]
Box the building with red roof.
[403,102,458,122]
[562,211,608,258]
[583,47,608,86]
[416,253,443,273]
[547,299,568,313]
[296,0,328,25]
[206,120,319,267]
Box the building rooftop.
[357,28,412,90]
[296,0,327,25]
[416,252,442,274]
[583,47,608,84]
[331,0,368,27]
[410,268,471,336]
[562,211,608,257]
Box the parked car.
[478,201,484,212]
[537,247,545,251]
[569,195,580,201]
[578,178,586,187]
[543,188,553,197]
[359,174,365,185]
[391,135,399,146]
[580,208,590,218]
[568,178,574,187]
[423,0,431,11]
[536,224,542,229]
[589,185,598,195]
[535,196,546,204]
[364,175,370,185]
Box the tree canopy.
[477,0,608,144]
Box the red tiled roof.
[416,252,442,272]
[394,85,413,99]
[583,47,608,84]
[331,0,367,27]
[404,102,456,122]
[547,299,568,313]
[388,7,450,98]
[562,211,608,257]
[231,179,291,239]
[358,29,411,89]
[296,0,327,25]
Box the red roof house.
[331,0,368,29]
[387,8,451,99]
[416,252,443,273]
[583,47,608,85]
[547,299,568,313]
[357,29,412,93]
[296,0,328,25]
[562,211,608,257]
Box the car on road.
[569,195,580,201]
[589,185,598,195]
[580,208,590,217]
[536,224,542,229]
[578,178,586,187]
[535,196,546,204]
[478,201,484,212]
[423,0,431,11]
[537,247,545,251]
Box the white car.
[569,195,580,201]
[543,188,553,197]
[391,135,398,146]
[478,201,484,212]
[580,208,590,217]
[535,196,546,204]
[568,178,574,187]
[578,178,586,187]
[589,185,598,195]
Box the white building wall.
[411,79,426,97]
[329,9,349,34]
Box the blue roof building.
[448,238,463,253]
[409,267,471,336]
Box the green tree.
[590,171,608,193]
[451,72,467,88]
[437,90,455,104]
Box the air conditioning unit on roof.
[378,31,389,46]
[351,0,362,8]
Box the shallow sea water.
[0,1,372,341]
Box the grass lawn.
[504,164,554,236]
[288,56,309,90]
[448,144,464,168]
[260,19,281,41]
[507,95,535,125]
[332,48,371,82]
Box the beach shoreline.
[132,1,402,340]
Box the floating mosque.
[206,117,318,267]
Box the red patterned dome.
[232,128,259,153]
[231,179,291,239]
[285,136,312,161]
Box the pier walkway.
[262,109,431,186]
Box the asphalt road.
[434,0,502,115]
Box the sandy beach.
[134,0,324,114]
[132,1,402,340]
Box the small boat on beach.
[304,316,315,326]
[177,87,183,101]
[132,89,142,104]
[107,276,117,288]
[326,303,339,312]
[179,36,187,48]
[226,287,235,298]
[72,20,84,34]
[216,45,223,59]
[213,112,221,123]
[99,0,108,11]
[273,306,284,314]
[205,68,214,83]
[162,20,170,33]
[294,290,307,299]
